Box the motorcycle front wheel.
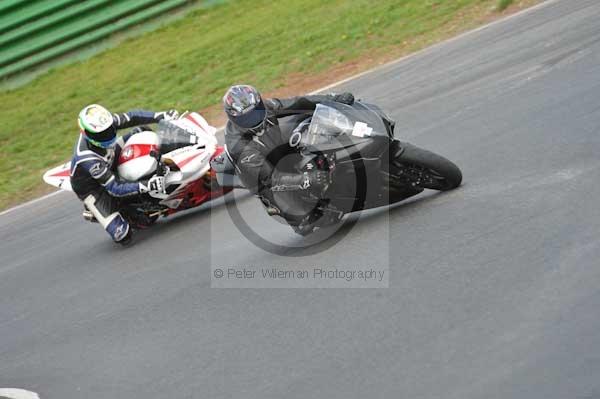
[391,142,462,191]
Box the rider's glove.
[271,170,330,195]
[302,170,331,196]
[332,92,354,105]
[154,109,179,121]
[140,175,166,197]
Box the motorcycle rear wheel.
[123,210,159,230]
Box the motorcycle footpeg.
[82,210,98,223]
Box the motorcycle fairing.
[43,162,73,191]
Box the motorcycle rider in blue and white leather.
[70,104,178,245]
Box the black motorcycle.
[213,101,462,235]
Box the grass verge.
[0,0,541,210]
[498,0,515,11]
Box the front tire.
[391,142,462,191]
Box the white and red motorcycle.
[43,112,238,228]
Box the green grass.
[497,0,514,11]
[0,0,523,209]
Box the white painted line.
[0,0,560,217]
[0,189,65,217]
[0,388,40,399]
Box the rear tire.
[122,208,159,230]
[392,142,462,191]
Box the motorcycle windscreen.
[156,120,197,153]
[302,102,389,147]
[156,117,217,154]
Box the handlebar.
[150,150,170,177]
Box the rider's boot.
[292,224,315,236]
[117,229,134,246]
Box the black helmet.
[223,85,267,134]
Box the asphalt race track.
[2,1,600,397]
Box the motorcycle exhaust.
[82,210,98,223]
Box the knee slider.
[105,213,130,242]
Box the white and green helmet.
[78,104,116,148]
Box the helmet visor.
[82,124,117,147]
[85,135,117,148]
[231,101,266,129]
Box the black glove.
[129,125,151,135]
[154,109,179,121]
[302,170,331,195]
[270,170,330,194]
[332,92,354,105]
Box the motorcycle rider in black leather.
[72,104,179,245]
[223,85,355,223]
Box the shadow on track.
[119,190,254,247]
[254,188,462,258]
[116,184,462,254]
